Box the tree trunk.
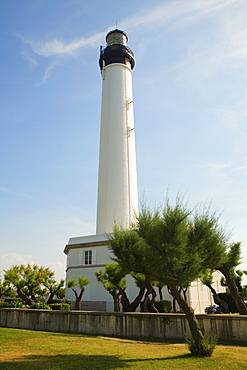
[142,281,158,313]
[73,288,84,311]
[110,291,120,312]
[130,286,145,312]
[118,286,145,312]
[168,285,204,345]
[205,283,230,313]
[158,286,163,300]
[17,288,33,306]
[149,284,158,312]
[47,291,55,305]
[218,267,247,315]
[118,287,131,312]
[173,297,177,313]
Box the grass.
[0,328,247,370]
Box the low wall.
[0,309,246,343]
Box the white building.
[64,29,224,313]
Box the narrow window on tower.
[84,250,92,265]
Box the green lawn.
[0,328,246,370]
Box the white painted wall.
[96,63,138,234]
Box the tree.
[95,263,146,312]
[67,276,90,310]
[45,278,65,304]
[95,263,126,312]
[108,228,157,312]
[56,287,66,299]
[4,264,56,305]
[201,270,230,313]
[216,243,247,315]
[108,198,228,356]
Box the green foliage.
[0,301,11,308]
[49,299,72,308]
[55,287,66,299]
[49,303,70,310]
[216,244,247,315]
[205,305,222,314]
[78,276,90,288]
[223,243,242,270]
[108,198,228,290]
[29,301,52,310]
[155,300,172,313]
[95,263,127,292]
[9,300,28,308]
[140,300,172,313]
[0,276,12,298]
[44,277,65,303]
[3,264,59,305]
[4,297,23,303]
[67,276,90,310]
[186,334,218,357]
[2,298,28,308]
[67,279,76,289]
[108,196,230,352]
[67,276,90,290]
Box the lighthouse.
[63,29,225,313]
[96,29,138,234]
[64,29,139,311]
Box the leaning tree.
[216,242,247,315]
[108,198,229,356]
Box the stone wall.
[0,309,246,343]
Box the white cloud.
[46,259,66,281]
[18,0,242,85]
[38,61,58,85]
[21,0,237,60]
[0,253,34,275]
[0,253,66,282]
[22,31,106,58]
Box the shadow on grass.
[0,353,191,370]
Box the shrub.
[218,293,238,313]
[50,299,72,308]
[155,300,172,313]
[49,303,70,311]
[3,298,28,308]
[29,302,52,310]
[140,300,172,313]
[205,304,222,314]
[186,334,218,357]
[9,301,29,308]
[0,301,11,308]
[4,297,22,303]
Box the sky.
[1,0,247,283]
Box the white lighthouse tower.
[97,29,138,234]
[64,29,139,310]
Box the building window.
[84,250,92,265]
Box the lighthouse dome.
[106,29,128,46]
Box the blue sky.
[1,0,247,283]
